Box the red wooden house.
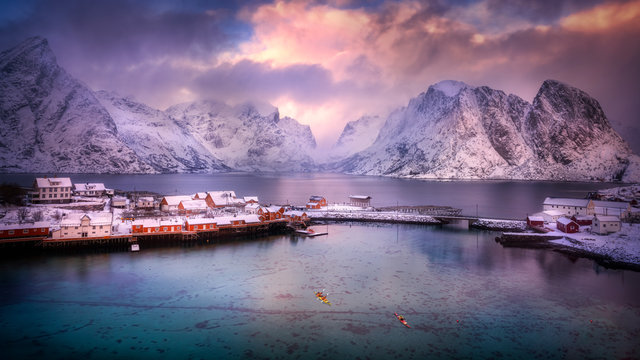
[557,217,579,233]
[571,215,593,226]
[257,206,285,221]
[185,218,218,232]
[306,196,327,210]
[0,222,50,239]
[526,216,544,228]
[132,219,183,234]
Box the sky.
[0,0,639,152]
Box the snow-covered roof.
[244,196,259,202]
[74,183,106,191]
[133,218,183,228]
[307,202,320,206]
[138,196,154,202]
[194,192,208,199]
[543,197,591,207]
[527,216,544,222]
[35,177,72,188]
[592,200,630,209]
[0,221,50,230]
[543,210,566,216]
[162,195,193,206]
[266,205,283,213]
[61,212,113,226]
[245,203,260,209]
[186,218,218,225]
[557,217,576,226]
[309,195,325,201]
[572,215,593,220]
[213,216,232,225]
[595,215,620,222]
[207,191,245,206]
[349,195,371,200]
[160,219,183,226]
[237,214,261,223]
[179,199,208,210]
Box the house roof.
[35,177,72,188]
[595,215,620,222]
[138,196,154,202]
[207,191,245,206]
[194,192,208,199]
[572,215,593,220]
[543,210,565,216]
[592,200,630,209]
[349,195,371,200]
[244,196,259,202]
[186,218,218,225]
[179,199,208,210]
[61,212,112,226]
[527,216,544,222]
[543,197,591,207]
[74,183,106,192]
[557,217,576,226]
[237,214,261,223]
[162,195,193,206]
[0,221,50,230]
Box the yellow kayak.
[315,291,331,306]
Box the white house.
[543,197,594,216]
[74,183,107,197]
[178,199,208,214]
[52,212,113,239]
[111,196,127,208]
[136,196,155,209]
[592,200,631,219]
[591,215,621,235]
[32,177,73,204]
[534,210,565,223]
[245,202,261,214]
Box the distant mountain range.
[1,37,638,181]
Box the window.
[23,229,29,234]
[8,230,14,235]
[603,224,607,227]
[92,226,96,229]
[0,230,3,234]
[155,227,159,231]
[163,227,168,231]
[54,194,57,198]
[48,194,52,198]
[75,226,78,229]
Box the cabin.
[111,196,127,208]
[178,199,208,215]
[306,196,327,210]
[160,195,193,212]
[31,177,73,204]
[535,210,565,223]
[136,196,155,209]
[349,195,371,208]
[284,210,309,223]
[74,183,107,197]
[257,206,285,221]
[205,191,245,208]
[591,215,621,235]
[131,218,183,234]
[526,216,544,227]
[214,215,261,229]
[0,222,50,239]
[571,215,593,226]
[543,197,594,216]
[556,217,579,233]
[51,213,113,239]
[193,192,208,200]
[245,202,261,214]
[184,218,218,232]
[592,200,631,219]
[244,196,259,204]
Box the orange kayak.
[394,312,410,328]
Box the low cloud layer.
[1,0,638,152]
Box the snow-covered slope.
[95,91,229,173]
[0,37,154,173]
[337,80,639,181]
[166,101,317,172]
[328,115,385,161]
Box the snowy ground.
[548,223,640,265]
[308,209,440,224]
[598,184,640,202]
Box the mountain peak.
[430,80,470,97]
[0,36,57,72]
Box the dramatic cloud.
[0,0,638,151]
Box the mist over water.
[1,223,638,359]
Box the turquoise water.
[1,223,639,359]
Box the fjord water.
[1,224,639,359]
[0,173,618,218]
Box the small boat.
[315,291,331,306]
[131,243,140,252]
[394,312,410,328]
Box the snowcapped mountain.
[336,80,640,182]
[0,37,154,173]
[95,91,229,173]
[328,115,385,161]
[166,101,317,172]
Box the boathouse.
[257,206,285,221]
[526,216,544,227]
[349,195,371,208]
[543,197,594,216]
[131,218,183,234]
[592,215,621,235]
[592,200,631,219]
[111,196,127,208]
[306,196,327,210]
[74,183,107,197]
[556,217,579,233]
[185,218,218,232]
[284,210,309,223]
[244,196,259,204]
[205,191,245,208]
[0,222,50,239]
[31,177,73,204]
[193,192,208,200]
[136,196,155,209]
[245,203,260,214]
[52,213,113,239]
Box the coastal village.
[0,176,639,268]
